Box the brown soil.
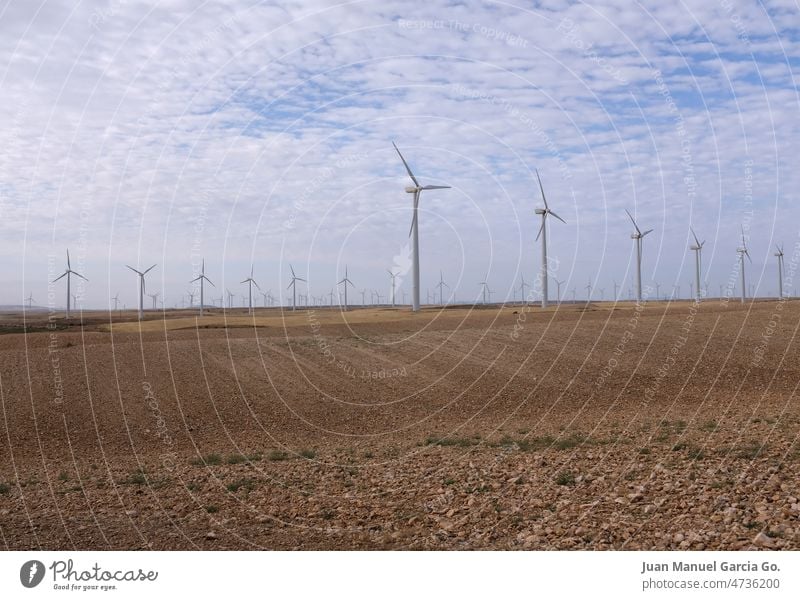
[0,300,798,549]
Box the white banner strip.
[2,551,798,599]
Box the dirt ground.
[0,299,798,550]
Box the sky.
[1,0,799,308]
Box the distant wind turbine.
[737,227,751,304]
[775,244,785,298]
[388,270,398,307]
[392,141,451,312]
[111,292,120,312]
[125,263,155,321]
[191,259,215,316]
[534,170,566,308]
[626,209,653,302]
[147,292,159,310]
[241,265,260,314]
[518,275,529,304]
[26,293,35,309]
[52,250,88,319]
[690,227,705,301]
[436,270,449,305]
[287,265,306,311]
[338,266,354,310]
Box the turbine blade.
[642,228,654,237]
[297,277,307,282]
[74,271,88,282]
[253,280,260,290]
[144,264,157,274]
[207,277,215,287]
[52,272,67,283]
[549,210,566,224]
[535,169,548,210]
[422,185,450,190]
[190,276,202,283]
[535,218,545,241]
[290,264,296,277]
[625,209,641,234]
[392,141,419,187]
[745,249,752,263]
[690,226,701,247]
[126,265,142,275]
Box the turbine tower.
[555,279,565,303]
[226,289,234,309]
[287,265,305,311]
[775,244,785,298]
[534,170,566,308]
[737,227,751,305]
[392,141,451,312]
[690,227,705,301]
[479,281,489,305]
[52,250,87,319]
[125,263,156,321]
[338,266,354,310]
[626,209,653,303]
[241,266,260,315]
[147,292,159,309]
[111,292,120,312]
[518,275,529,304]
[191,259,215,316]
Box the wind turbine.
[338,266,354,310]
[555,279,565,303]
[287,265,305,311]
[147,292,159,310]
[479,281,489,305]
[26,293,35,309]
[775,244,785,298]
[388,270,398,307]
[111,292,120,312]
[191,259,215,316]
[392,141,451,312]
[241,266,260,314]
[125,263,156,321]
[360,289,367,306]
[626,209,653,302]
[436,270,449,305]
[534,170,566,308]
[518,275,529,304]
[187,290,196,307]
[226,289,235,309]
[401,289,407,305]
[585,280,592,302]
[737,227,751,305]
[52,250,88,319]
[690,227,705,301]
[613,280,619,301]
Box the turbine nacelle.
[405,186,418,194]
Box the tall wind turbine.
[775,244,785,298]
[555,279,565,303]
[111,292,120,312]
[388,270,398,307]
[191,259,215,316]
[52,250,87,319]
[479,281,489,305]
[241,266,260,314]
[338,266,354,310]
[287,265,305,311]
[226,289,235,309]
[534,170,566,308]
[690,227,705,301]
[626,209,653,302]
[125,263,156,321]
[737,227,751,305]
[392,141,451,312]
[147,292,159,309]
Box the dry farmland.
[0,300,799,550]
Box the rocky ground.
[0,300,798,549]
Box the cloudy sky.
[1,0,798,308]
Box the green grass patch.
[700,420,718,432]
[226,454,247,464]
[299,449,316,459]
[0,482,10,494]
[555,471,576,486]
[205,505,219,513]
[268,450,289,461]
[191,453,222,466]
[226,478,257,493]
[119,469,147,486]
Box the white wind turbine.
[111,292,120,312]
[241,266,260,315]
[147,292,159,310]
[287,265,306,311]
[26,293,35,309]
[737,227,751,304]
[534,170,566,308]
[625,209,653,303]
[555,279,565,303]
[690,227,705,301]
[392,141,451,312]
[775,244,785,298]
[518,275,529,304]
[338,266,354,310]
[388,270,398,307]
[479,281,490,305]
[190,259,215,316]
[125,263,156,321]
[52,250,88,319]
[436,270,449,305]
